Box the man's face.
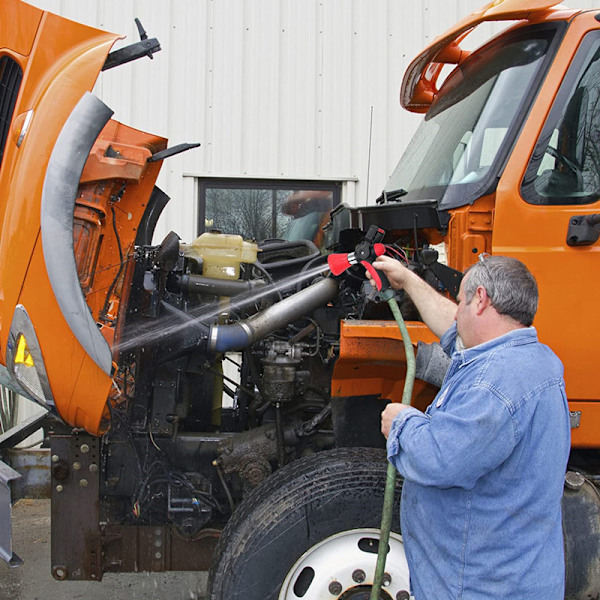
[455,275,477,349]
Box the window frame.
[196,178,342,239]
[521,30,600,205]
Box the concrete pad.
[0,499,208,600]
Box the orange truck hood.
[0,0,166,434]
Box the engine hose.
[370,292,415,600]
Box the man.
[373,254,570,600]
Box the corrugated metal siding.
[30,0,600,241]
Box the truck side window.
[522,34,600,205]
[0,56,23,170]
[196,179,340,248]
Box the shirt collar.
[456,326,538,364]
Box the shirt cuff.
[386,406,422,460]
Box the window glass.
[198,181,339,248]
[522,34,600,204]
[384,26,558,210]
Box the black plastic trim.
[135,186,171,246]
[0,57,23,170]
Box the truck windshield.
[384,26,558,210]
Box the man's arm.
[372,255,457,338]
[385,385,517,489]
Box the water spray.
[116,263,332,355]
[327,225,416,600]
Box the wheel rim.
[278,528,410,600]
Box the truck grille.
[0,57,23,169]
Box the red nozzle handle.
[361,261,383,291]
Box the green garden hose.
[370,290,416,600]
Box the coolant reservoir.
[182,232,258,280]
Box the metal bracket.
[0,459,23,567]
[147,142,201,163]
[102,18,161,71]
[570,410,581,429]
[50,434,101,580]
[0,408,51,451]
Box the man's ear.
[474,285,492,315]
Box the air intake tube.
[208,277,338,353]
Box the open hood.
[0,0,167,434]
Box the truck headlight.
[6,305,55,409]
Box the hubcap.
[339,584,392,600]
[278,528,410,600]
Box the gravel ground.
[0,499,208,600]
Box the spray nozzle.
[327,225,392,292]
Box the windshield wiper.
[376,189,408,204]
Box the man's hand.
[369,254,457,339]
[382,402,411,439]
[369,255,413,290]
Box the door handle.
[566,214,600,246]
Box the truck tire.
[207,447,410,600]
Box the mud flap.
[0,459,22,567]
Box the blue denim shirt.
[387,324,570,600]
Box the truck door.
[494,28,600,447]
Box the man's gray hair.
[463,256,538,327]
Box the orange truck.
[0,0,599,598]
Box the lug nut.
[382,572,392,587]
[328,580,343,595]
[80,444,90,454]
[396,592,410,600]
[352,569,366,583]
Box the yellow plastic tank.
[181,232,258,280]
